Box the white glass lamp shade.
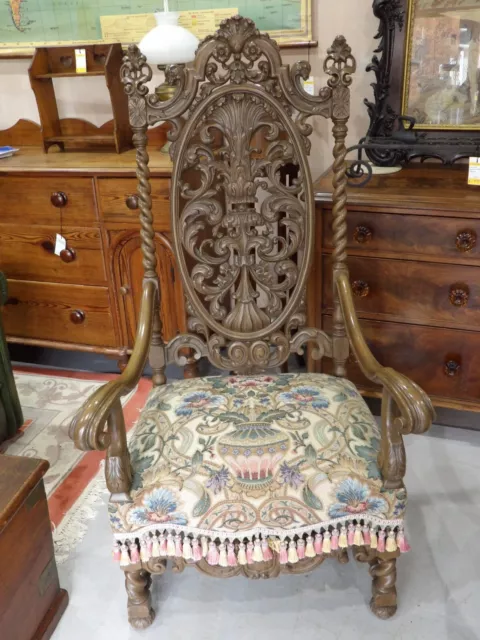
[139,12,199,65]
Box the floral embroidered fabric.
[110,374,406,544]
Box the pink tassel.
[227,543,237,566]
[120,543,130,566]
[246,541,254,564]
[377,530,386,552]
[201,536,209,558]
[297,539,306,560]
[397,529,411,553]
[207,542,219,566]
[129,542,140,564]
[147,537,153,557]
[192,538,203,562]
[175,535,183,558]
[314,533,323,555]
[279,541,288,565]
[331,529,339,551]
[262,539,273,561]
[362,526,371,547]
[112,543,121,562]
[347,524,355,546]
[159,534,168,557]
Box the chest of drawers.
[312,164,480,411]
[0,133,186,371]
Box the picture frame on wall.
[365,0,480,166]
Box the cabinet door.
[109,229,186,348]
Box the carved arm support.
[69,280,157,500]
[335,272,435,489]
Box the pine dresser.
[312,164,480,412]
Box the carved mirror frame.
[365,0,480,166]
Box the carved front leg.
[124,568,155,629]
[369,555,398,619]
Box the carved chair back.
[122,16,355,376]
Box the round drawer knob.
[456,229,477,253]
[125,194,139,210]
[444,359,461,377]
[353,225,373,244]
[60,247,76,263]
[449,284,470,307]
[50,191,68,208]
[352,280,370,297]
[70,310,85,324]
[120,285,130,296]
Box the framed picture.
[365,0,480,165]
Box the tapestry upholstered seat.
[70,16,434,630]
[109,373,408,563]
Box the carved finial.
[324,36,356,89]
[121,45,153,127]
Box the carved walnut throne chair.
[70,16,435,629]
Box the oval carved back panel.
[122,16,355,372]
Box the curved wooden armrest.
[69,280,157,453]
[335,272,435,489]
[335,272,435,436]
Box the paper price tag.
[302,76,315,96]
[75,48,87,73]
[468,157,480,185]
[54,234,66,256]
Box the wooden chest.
[0,455,68,639]
[313,164,480,412]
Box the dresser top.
[315,164,480,214]
[0,146,173,176]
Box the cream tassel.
[201,536,209,558]
[152,535,161,558]
[253,538,263,563]
[140,539,150,563]
[338,526,348,548]
[237,542,247,565]
[322,531,331,554]
[305,535,316,558]
[166,533,176,557]
[159,533,167,557]
[218,542,228,567]
[287,540,299,564]
[183,536,193,560]
[370,528,378,549]
[353,524,364,546]
[385,531,397,552]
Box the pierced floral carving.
[121,16,355,373]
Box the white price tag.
[54,233,66,256]
[468,157,480,185]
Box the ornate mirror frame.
[365,0,480,166]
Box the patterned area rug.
[1,367,150,562]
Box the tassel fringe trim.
[113,519,411,567]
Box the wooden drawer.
[322,315,480,402]
[0,225,106,285]
[3,280,116,347]
[0,176,96,225]
[97,177,170,229]
[322,209,480,264]
[323,255,480,331]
